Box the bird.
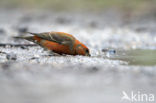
[14,31,90,56]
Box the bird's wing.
[27,32,75,46]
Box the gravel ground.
[0,10,156,103]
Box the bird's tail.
[13,36,34,41]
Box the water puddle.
[106,49,156,66]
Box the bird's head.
[75,43,90,56]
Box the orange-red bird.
[15,32,90,56]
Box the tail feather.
[13,36,34,41]
[13,36,26,39]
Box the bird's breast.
[34,36,76,55]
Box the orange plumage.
[15,32,90,56]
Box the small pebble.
[6,53,17,60]
[102,49,109,52]
[20,46,28,49]
[34,54,40,58]
[102,49,116,54]
[108,49,116,55]
[30,57,38,60]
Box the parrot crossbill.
[14,32,90,56]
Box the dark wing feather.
[27,32,75,50]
